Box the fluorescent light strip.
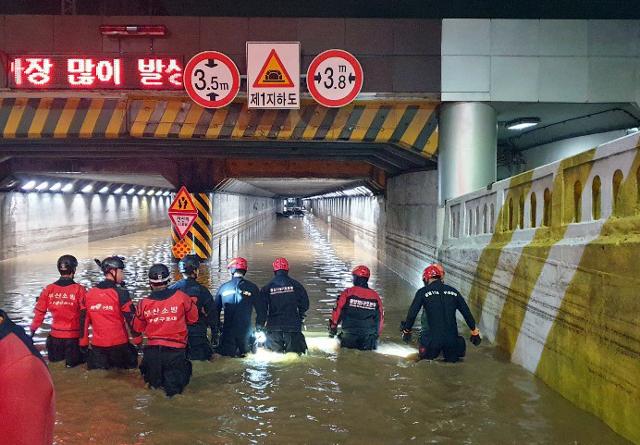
[21,180,36,191]
[35,181,49,191]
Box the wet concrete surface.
[0,216,629,444]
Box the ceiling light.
[113,187,123,194]
[49,182,62,192]
[163,191,171,196]
[62,183,74,192]
[35,181,49,191]
[137,188,146,195]
[146,189,156,196]
[99,186,109,194]
[126,187,136,195]
[99,24,167,37]
[506,117,540,131]
[81,184,93,193]
[21,180,36,191]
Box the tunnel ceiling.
[44,173,174,189]
[234,178,362,198]
[495,102,640,151]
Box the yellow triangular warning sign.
[169,186,198,213]
[253,49,295,88]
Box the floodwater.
[0,216,629,444]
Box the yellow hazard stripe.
[255,110,278,138]
[205,108,228,139]
[79,98,104,138]
[422,128,438,156]
[193,199,212,224]
[466,171,536,317]
[106,100,126,138]
[0,97,440,157]
[197,192,212,208]
[27,97,53,138]
[325,104,355,140]
[154,100,182,138]
[190,228,211,252]
[496,150,597,356]
[231,103,250,139]
[193,217,212,238]
[276,110,301,140]
[130,100,157,137]
[349,105,380,141]
[3,97,28,138]
[375,104,407,143]
[301,106,329,140]
[52,98,78,138]
[399,106,435,148]
[179,103,204,138]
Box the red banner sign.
[9,55,184,90]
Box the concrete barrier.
[441,133,640,444]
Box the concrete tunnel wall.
[308,133,640,444]
[0,191,276,262]
[308,169,441,287]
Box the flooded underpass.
[0,215,629,445]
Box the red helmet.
[434,263,445,277]
[228,257,248,271]
[351,265,370,278]
[422,264,443,281]
[273,257,289,272]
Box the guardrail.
[444,133,640,241]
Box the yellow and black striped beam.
[0,97,439,158]
[0,97,126,139]
[190,192,213,259]
[171,192,213,260]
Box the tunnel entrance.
[0,95,438,261]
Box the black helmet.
[148,263,171,285]
[57,255,78,274]
[179,254,200,275]
[99,256,125,274]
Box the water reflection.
[0,217,629,444]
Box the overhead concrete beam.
[0,138,432,174]
[222,159,374,179]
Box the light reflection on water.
[0,216,629,444]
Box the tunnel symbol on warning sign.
[253,49,294,88]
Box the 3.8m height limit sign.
[306,49,363,108]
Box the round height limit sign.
[307,49,363,108]
[184,51,240,108]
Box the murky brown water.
[0,216,628,444]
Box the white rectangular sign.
[247,42,300,109]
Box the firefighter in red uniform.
[329,265,384,350]
[30,254,87,367]
[81,256,141,370]
[133,264,199,396]
[0,309,55,445]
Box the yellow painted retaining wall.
[440,133,640,443]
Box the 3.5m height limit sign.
[183,51,240,109]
